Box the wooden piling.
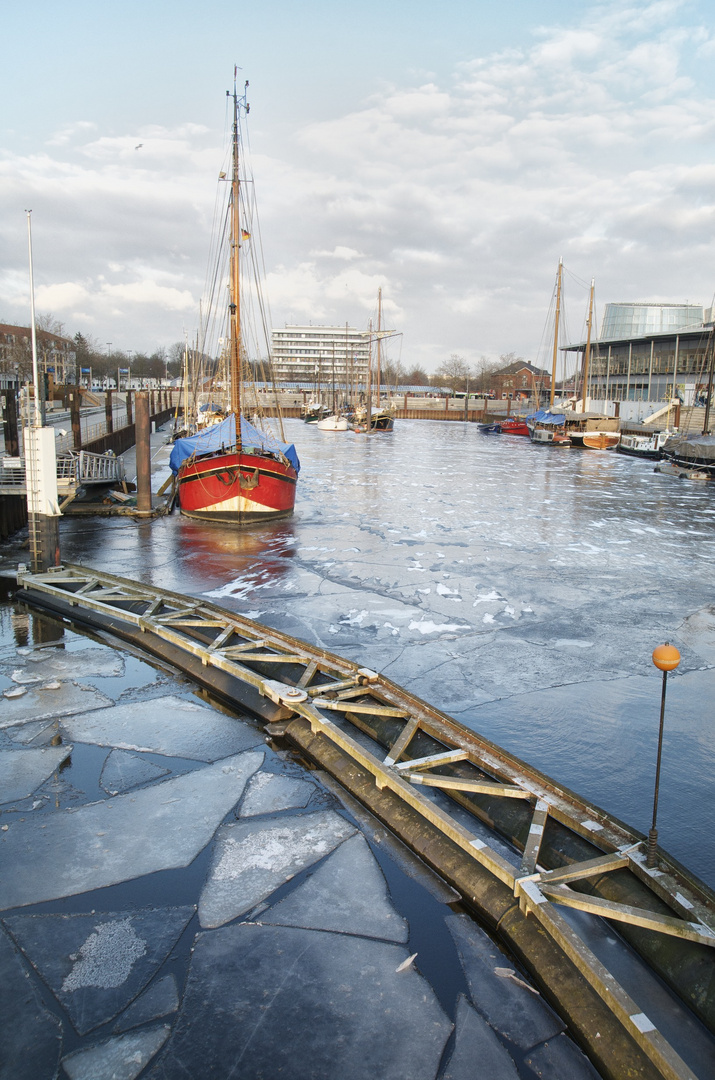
[135,392,152,514]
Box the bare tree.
[404,365,430,385]
[435,353,470,392]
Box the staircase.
[677,406,709,435]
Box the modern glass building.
[600,303,703,340]
[566,304,714,403]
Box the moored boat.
[171,77,299,525]
[581,431,620,449]
[662,432,715,476]
[498,416,529,436]
[617,430,671,460]
[316,413,349,431]
[526,410,571,445]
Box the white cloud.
[1,0,714,371]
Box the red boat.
[171,415,299,525]
[498,417,529,436]
[169,78,299,526]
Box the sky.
[2,0,715,374]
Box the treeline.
[73,334,189,383]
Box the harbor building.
[566,302,714,403]
[0,323,76,388]
[271,324,370,387]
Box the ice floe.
[0,751,264,909]
[263,832,408,942]
[198,809,356,928]
[239,770,314,816]
[100,748,171,794]
[0,682,113,730]
[0,929,62,1080]
[3,908,193,1034]
[0,745,72,803]
[62,1024,170,1080]
[146,924,451,1080]
[61,694,262,761]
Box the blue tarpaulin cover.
[526,410,566,426]
[169,414,300,475]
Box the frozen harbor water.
[0,615,604,1080]
[52,418,715,888]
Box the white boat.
[617,431,671,460]
[316,414,349,431]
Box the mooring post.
[125,388,133,427]
[26,427,61,572]
[105,389,114,434]
[70,387,81,450]
[647,643,681,867]
[135,391,152,515]
[2,387,19,457]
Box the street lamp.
[647,643,681,868]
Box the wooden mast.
[581,278,594,413]
[376,286,382,416]
[549,258,563,409]
[229,79,243,424]
[366,318,373,431]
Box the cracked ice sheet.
[0,682,114,729]
[263,832,408,941]
[0,744,72,803]
[62,1025,170,1080]
[100,749,171,794]
[0,750,264,910]
[61,694,262,761]
[442,996,520,1080]
[146,924,452,1080]
[239,770,314,816]
[446,913,565,1051]
[4,907,193,1034]
[198,809,356,928]
[10,646,125,679]
[0,929,62,1080]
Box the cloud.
[1,0,714,372]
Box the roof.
[492,360,549,377]
[564,323,714,351]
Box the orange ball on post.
[652,644,681,672]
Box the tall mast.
[581,278,594,413]
[229,77,245,420]
[376,287,382,410]
[549,258,563,409]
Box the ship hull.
[177,449,297,525]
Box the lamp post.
[647,643,681,868]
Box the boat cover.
[526,410,566,426]
[169,414,300,475]
[666,434,715,462]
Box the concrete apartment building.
[271,324,370,387]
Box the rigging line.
[563,265,591,291]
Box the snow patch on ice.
[62,920,146,991]
[408,620,470,636]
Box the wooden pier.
[15,563,715,1080]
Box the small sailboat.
[527,260,571,446]
[170,77,299,524]
[353,288,397,432]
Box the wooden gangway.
[16,563,715,1080]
